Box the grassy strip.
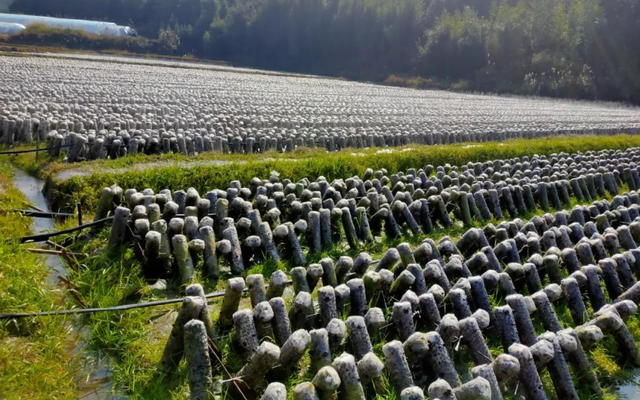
[59,178,640,399]
[0,161,78,399]
[30,134,640,212]
[0,43,208,63]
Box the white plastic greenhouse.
[0,21,25,34]
[0,13,136,37]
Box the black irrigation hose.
[0,281,293,320]
[12,211,454,244]
[12,210,76,218]
[0,144,74,155]
[18,213,218,243]
[19,217,114,243]
[0,238,575,321]
[0,297,189,319]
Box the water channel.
[13,168,120,400]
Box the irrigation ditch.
[11,168,122,400]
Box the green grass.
[0,160,78,399]
[14,133,640,212]
[65,231,191,399]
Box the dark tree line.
[9,0,640,103]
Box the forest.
[9,0,640,103]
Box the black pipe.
[0,282,292,319]
[12,210,76,218]
[19,217,114,243]
[0,144,74,155]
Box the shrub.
[0,24,163,54]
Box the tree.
[158,28,180,52]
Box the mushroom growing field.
[2,54,640,161]
[2,54,640,400]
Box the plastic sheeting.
[0,13,136,36]
[0,22,25,35]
